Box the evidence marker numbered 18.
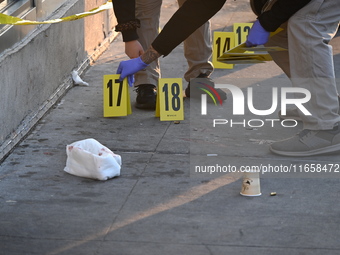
[156,78,184,121]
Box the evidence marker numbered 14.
[212,31,235,69]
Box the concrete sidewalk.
[1,1,340,254]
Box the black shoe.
[185,74,227,103]
[135,84,156,110]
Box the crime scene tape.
[0,0,112,25]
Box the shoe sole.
[269,143,340,157]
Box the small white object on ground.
[64,138,121,181]
[72,70,89,86]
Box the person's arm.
[112,0,139,42]
[116,45,160,86]
[112,0,144,58]
[116,0,226,86]
[246,0,312,46]
[152,0,226,56]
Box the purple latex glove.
[116,56,148,87]
[246,20,270,47]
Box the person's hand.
[246,20,270,47]
[116,56,148,87]
[125,40,144,59]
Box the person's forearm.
[112,0,139,42]
[112,0,135,23]
[140,46,161,65]
[116,0,227,81]
[152,0,226,56]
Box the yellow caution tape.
[0,0,112,25]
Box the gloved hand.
[245,20,270,47]
[116,56,148,87]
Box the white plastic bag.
[64,138,121,180]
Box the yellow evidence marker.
[155,78,184,121]
[103,74,132,117]
[217,26,286,65]
[212,31,235,69]
[233,23,253,46]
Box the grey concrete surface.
[0,0,117,161]
[1,0,340,254]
